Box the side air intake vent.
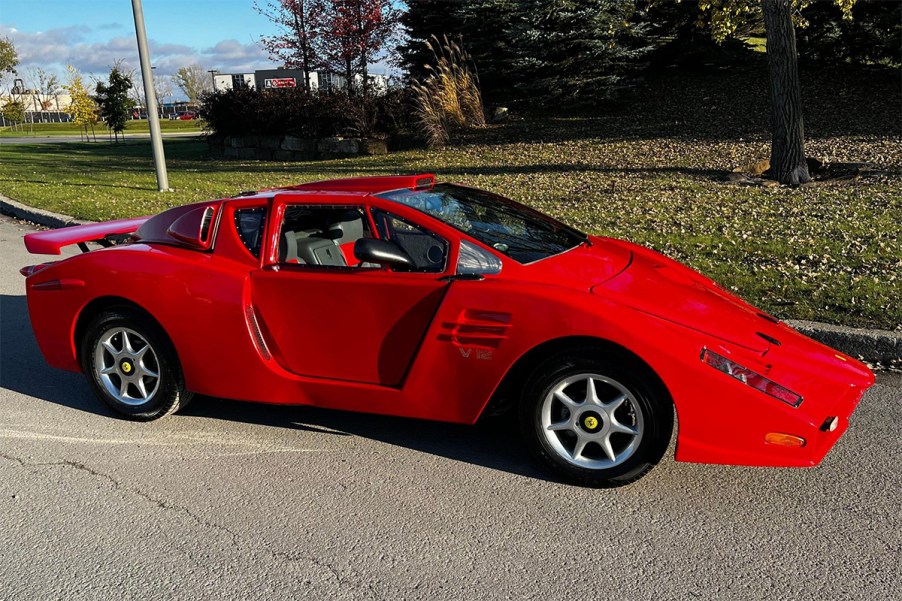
[199,207,214,243]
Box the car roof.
[270,174,435,195]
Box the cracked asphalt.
[1,214,900,600]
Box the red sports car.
[21,174,874,486]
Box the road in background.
[0,131,202,145]
[1,214,899,600]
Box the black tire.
[519,352,672,487]
[80,308,193,421]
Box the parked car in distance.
[19,174,875,487]
[176,111,198,120]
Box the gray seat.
[296,236,347,266]
[327,212,365,245]
[280,230,301,263]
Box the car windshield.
[378,183,587,263]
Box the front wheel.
[80,308,193,420]
[520,353,672,487]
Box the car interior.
[279,207,369,267]
[278,206,449,272]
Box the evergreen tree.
[509,0,652,104]
[399,1,655,104]
[397,0,465,81]
[453,0,519,103]
[96,66,135,142]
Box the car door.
[249,199,452,386]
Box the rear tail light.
[701,348,803,407]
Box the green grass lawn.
[0,119,204,138]
[1,65,899,330]
[1,130,899,331]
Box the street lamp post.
[208,69,219,92]
[131,0,170,192]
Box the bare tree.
[173,64,212,105]
[25,67,61,120]
[156,76,173,115]
[131,73,173,117]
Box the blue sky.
[0,0,280,79]
[1,0,399,87]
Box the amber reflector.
[764,433,806,447]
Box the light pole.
[131,0,170,192]
[208,69,219,92]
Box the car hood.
[592,240,775,353]
[524,236,634,288]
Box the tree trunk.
[293,9,311,92]
[302,52,311,92]
[762,0,811,186]
[360,52,369,98]
[345,57,353,97]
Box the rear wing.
[24,217,148,255]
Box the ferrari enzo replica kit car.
[22,174,874,486]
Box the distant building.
[213,73,255,92]
[0,92,73,125]
[212,68,388,95]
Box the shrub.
[199,87,415,140]
[411,35,485,148]
[2,99,25,124]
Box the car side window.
[234,208,267,258]
[371,209,448,273]
[278,205,372,268]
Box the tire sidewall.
[520,354,672,486]
[81,309,182,420]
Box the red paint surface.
[22,175,875,468]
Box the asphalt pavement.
[1,214,899,600]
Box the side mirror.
[354,238,416,270]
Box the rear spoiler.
[24,216,149,255]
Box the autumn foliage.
[62,65,99,141]
[256,0,398,94]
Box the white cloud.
[1,24,274,85]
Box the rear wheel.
[80,308,193,420]
[520,353,672,487]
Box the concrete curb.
[785,320,900,366]
[2,193,899,365]
[1,193,91,228]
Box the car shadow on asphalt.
[0,294,111,416]
[1,294,554,483]
[181,394,555,483]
